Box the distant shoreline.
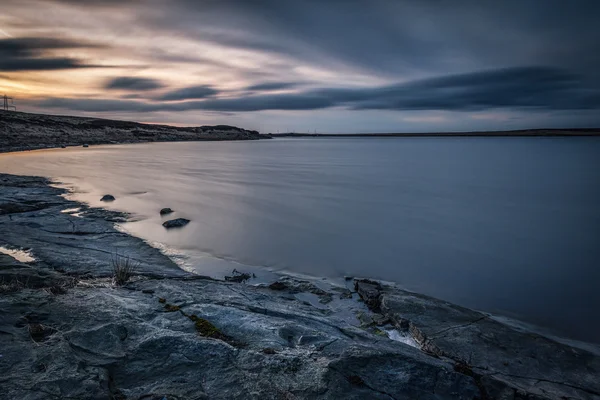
[0,110,270,154]
[2,109,599,155]
[270,128,600,138]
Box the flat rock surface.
[1,172,599,399]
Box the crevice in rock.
[328,366,398,400]
[428,316,489,339]
[453,361,490,400]
[484,370,600,397]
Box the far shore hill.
[0,110,267,153]
[1,110,599,153]
[273,128,600,138]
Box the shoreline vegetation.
[1,177,600,399]
[1,112,600,398]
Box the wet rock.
[0,200,54,215]
[28,323,56,342]
[268,281,287,290]
[375,281,600,400]
[160,207,174,216]
[354,279,382,311]
[0,173,186,278]
[162,218,190,229]
[100,194,115,202]
[82,143,89,148]
[224,269,251,283]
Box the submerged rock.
[160,207,174,216]
[100,194,115,202]
[162,218,190,229]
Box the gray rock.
[356,278,600,400]
[162,218,190,229]
[224,270,251,283]
[160,207,174,216]
[354,279,382,311]
[268,281,287,290]
[100,194,115,202]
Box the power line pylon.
[2,94,16,111]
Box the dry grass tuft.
[111,253,139,286]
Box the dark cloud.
[0,58,91,72]
[47,0,143,6]
[105,76,164,91]
[319,67,598,111]
[0,37,106,72]
[190,93,333,112]
[36,97,159,113]
[0,38,95,55]
[144,0,600,79]
[35,67,600,114]
[246,82,299,91]
[157,85,219,101]
[9,1,600,129]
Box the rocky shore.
[1,172,599,399]
[0,111,267,153]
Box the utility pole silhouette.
[2,94,16,111]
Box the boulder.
[100,194,115,202]
[160,207,174,216]
[162,218,190,229]
[225,271,251,283]
[354,279,382,311]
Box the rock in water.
[225,272,251,283]
[82,144,89,148]
[100,194,115,202]
[162,218,190,229]
[160,207,174,216]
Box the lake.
[1,137,599,343]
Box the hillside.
[0,111,266,153]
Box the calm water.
[1,137,599,343]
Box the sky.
[1,0,599,133]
